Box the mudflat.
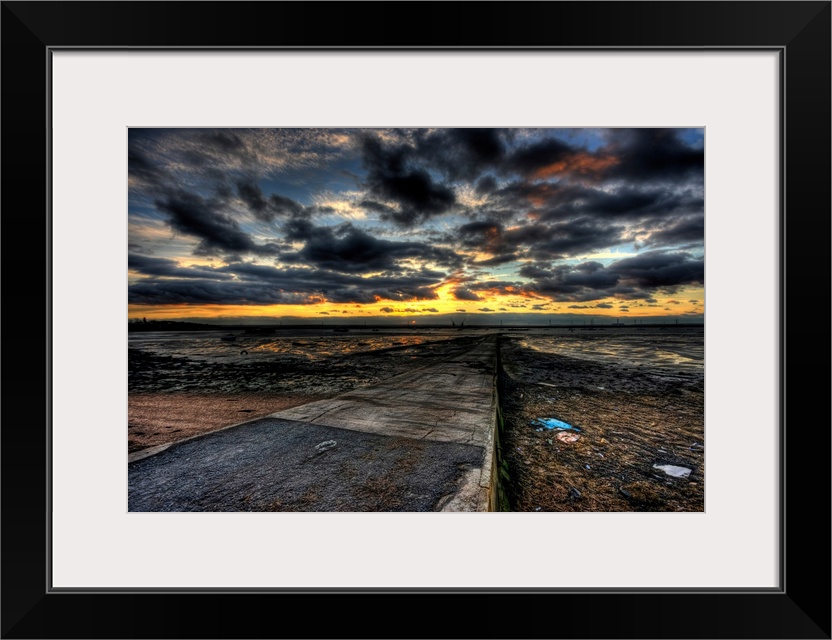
[128,326,703,512]
[498,327,704,512]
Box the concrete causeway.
[129,335,500,512]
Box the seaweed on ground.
[498,336,704,512]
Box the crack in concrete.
[307,403,344,423]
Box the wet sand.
[128,392,321,452]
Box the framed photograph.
[3,2,829,638]
[123,124,707,517]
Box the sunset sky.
[128,128,704,324]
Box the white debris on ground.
[315,440,337,452]
[653,463,692,478]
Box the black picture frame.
[2,2,829,638]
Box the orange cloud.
[525,183,559,207]
[440,271,475,287]
[533,152,619,180]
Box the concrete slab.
[267,335,498,446]
[129,335,499,512]
[129,418,485,512]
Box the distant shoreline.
[129,320,704,332]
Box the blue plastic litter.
[531,417,581,432]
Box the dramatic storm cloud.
[128,128,704,322]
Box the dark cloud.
[455,215,627,262]
[235,180,271,219]
[282,217,319,242]
[360,135,456,226]
[154,190,281,257]
[456,220,514,259]
[128,242,153,255]
[458,220,502,244]
[357,128,512,186]
[269,193,305,217]
[480,178,702,260]
[235,180,307,222]
[129,256,450,306]
[198,130,246,154]
[475,175,498,195]
[447,128,505,165]
[128,254,234,280]
[174,130,257,175]
[467,280,523,297]
[418,128,508,181]
[518,264,553,279]
[613,251,704,288]
[505,138,576,176]
[478,307,494,312]
[357,199,399,217]
[453,288,482,301]
[530,220,625,261]
[645,214,704,247]
[567,302,612,309]
[522,184,704,224]
[281,222,462,274]
[601,128,704,183]
[128,280,317,306]
[380,307,394,313]
[370,286,439,302]
[128,147,166,189]
[473,254,519,266]
[320,289,374,304]
[521,250,703,303]
[128,278,425,307]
